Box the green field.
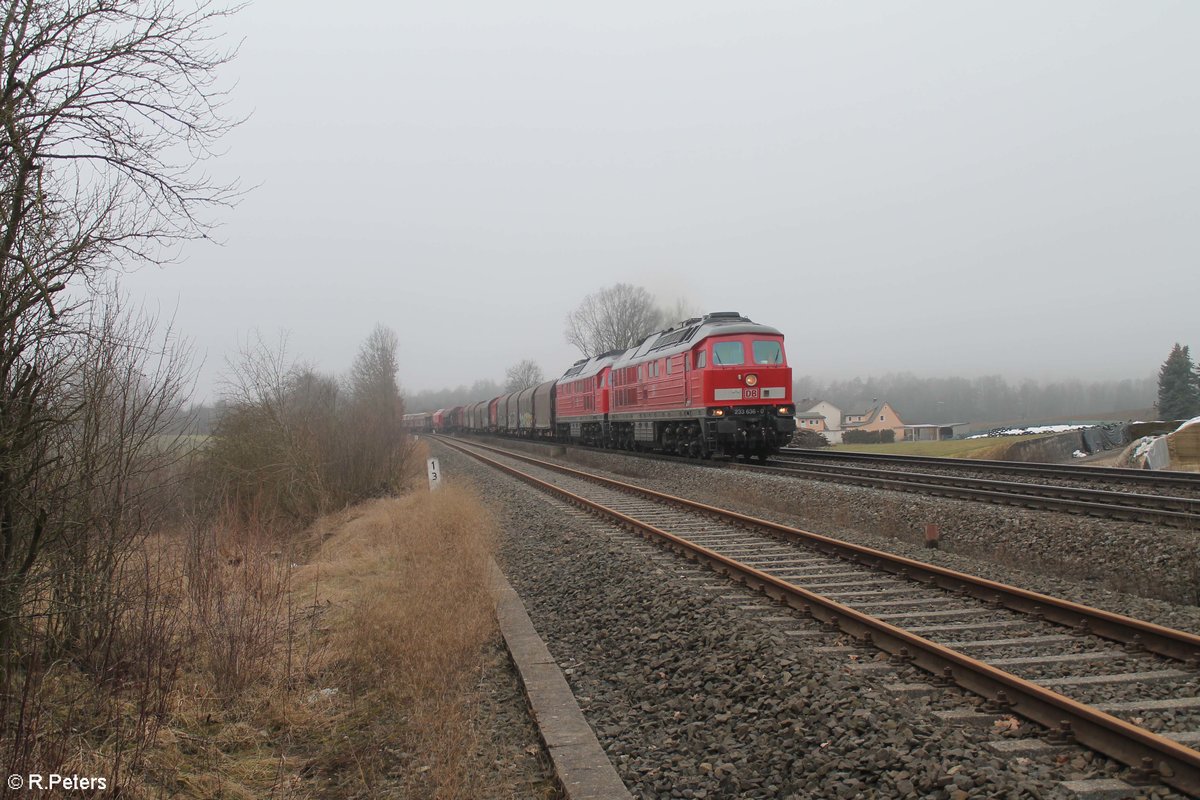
[831,433,1052,459]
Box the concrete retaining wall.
[491,561,632,800]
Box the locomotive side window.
[695,350,706,369]
[665,358,672,375]
[752,340,783,365]
[712,341,745,365]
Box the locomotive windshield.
[752,340,783,365]
[712,341,745,365]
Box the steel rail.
[436,436,1200,795]
[439,437,1200,660]
[459,432,1200,527]
[738,461,1200,528]
[778,447,1200,489]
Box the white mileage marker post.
[427,458,443,491]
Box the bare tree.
[504,359,544,392]
[339,325,407,500]
[0,289,198,785]
[661,296,702,327]
[1,0,241,307]
[0,0,241,658]
[349,325,402,409]
[564,283,664,358]
[209,333,330,525]
[49,291,196,667]
[208,326,412,525]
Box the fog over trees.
[395,370,1159,423]
[398,279,1167,422]
[794,373,1157,425]
[406,379,504,414]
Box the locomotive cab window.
[712,341,745,366]
[752,340,783,365]
[695,350,706,369]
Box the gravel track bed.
[465,443,1200,698]
[539,443,1200,624]
[1071,679,1200,704]
[772,455,1200,501]
[435,442,1189,800]
[1012,657,1178,682]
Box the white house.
[802,400,844,444]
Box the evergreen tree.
[1156,343,1200,420]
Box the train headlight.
[711,408,725,417]
[745,374,758,387]
[778,406,793,415]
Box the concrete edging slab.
[491,560,633,800]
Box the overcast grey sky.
[121,1,1200,398]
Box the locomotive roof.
[551,312,784,387]
[610,312,784,368]
[555,349,622,383]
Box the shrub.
[789,429,830,448]
[843,429,896,444]
[202,328,414,528]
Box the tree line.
[402,283,1191,426]
[794,373,1157,424]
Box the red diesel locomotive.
[429,311,796,458]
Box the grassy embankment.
[161,482,556,798]
[17,480,554,799]
[832,433,1051,458]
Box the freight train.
[402,311,796,458]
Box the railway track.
[434,435,1200,797]
[744,457,1200,529]
[465,432,1200,528]
[778,447,1200,492]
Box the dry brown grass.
[155,482,545,799]
[126,485,489,798]
[286,486,522,797]
[4,471,550,799]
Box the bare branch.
[564,283,665,358]
[504,359,543,392]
